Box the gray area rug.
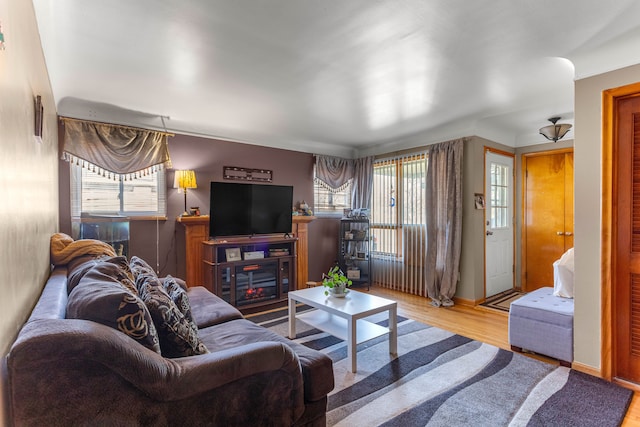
[248,306,633,427]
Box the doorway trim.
[602,81,640,385]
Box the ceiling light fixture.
[539,117,572,142]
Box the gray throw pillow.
[68,256,137,295]
[67,265,161,354]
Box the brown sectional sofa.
[6,256,334,426]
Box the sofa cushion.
[199,318,334,402]
[67,265,161,354]
[137,273,209,358]
[187,286,243,328]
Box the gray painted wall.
[574,63,640,369]
[57,132,342,284]
[0,1,59,425]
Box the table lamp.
[173,170,197,216]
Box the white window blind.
[313,177,352,215]
[71,164,167,217]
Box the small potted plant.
[322,265,352,297]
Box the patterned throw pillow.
[67,267,161,354]
[105,256,136,282]
[163,275,194,322]
[137,273,208,358]
[130,256,158,284]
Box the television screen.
[209,182,293,238]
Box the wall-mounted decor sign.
[223,166,273,182]
[34,95,43,142]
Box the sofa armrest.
[8,318,303,402]
[187,286,243,327]
[149,341,302,401]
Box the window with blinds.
[313,177,352,215]
[371,154,427,256]
[70,164,167,217]
[371,153,427,294]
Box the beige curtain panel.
[425,138,464,304]
[351,156,374,210]
[61,118,172,178]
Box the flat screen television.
[209,181,293,238]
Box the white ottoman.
[508,287,574,367]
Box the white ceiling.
[32,0,640,158]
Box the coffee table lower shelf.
[288,286,397,373]
[296,309,390,343]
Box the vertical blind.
[371,152,428,295]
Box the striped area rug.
[249,307,633,427]
[480,289,526,312]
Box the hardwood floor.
[364,285,640,426]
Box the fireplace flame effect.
[244,287,265,300]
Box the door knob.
[565,232,573,236]
[556,231,565,236]
[486,231,493,236]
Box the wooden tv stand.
[202,236,297,312]
[178,215,315,290]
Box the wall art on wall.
[34,95,43,140]
[223,166,272,182]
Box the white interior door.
[485,151,514,297]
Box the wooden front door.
[522,149,574,292]
[612,92,640,384]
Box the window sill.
[314,212,344,219]
[72,215,167,222]
[130,216,167,221]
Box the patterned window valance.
[61,117,173,179]
[314,155,355,191]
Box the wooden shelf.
[176,215,209,287]
[297,309,389,344]
[292,215,315,290]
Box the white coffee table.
[288,286,397,373]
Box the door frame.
[520,147,574,292]
[602,81,640,385]
[483,147,515,298]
